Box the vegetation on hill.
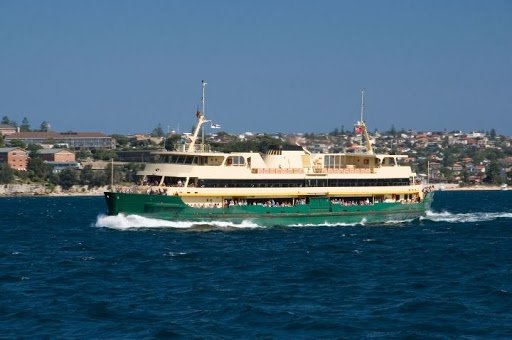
[1,120,511,189]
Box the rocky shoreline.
[432,183,506,191]
[0,184,109,197]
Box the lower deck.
[104,191,434,225]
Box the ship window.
[198,178,410,188]
[324,155,342,168]
[163,176,187,187]
[144,175,162,186]
[226,155,245,166]
[382,157,396,166]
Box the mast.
[357,89,374,155]
[201,80,207,146]
[187,81,208,153]
[360,89,365,123]
[110,158,114,190]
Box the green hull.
[104,192,434,226]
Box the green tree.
[40,121,50,132]
[490,128,497,139]
[164,135,182,150]
[485,160,502,184]
[79,165,95,186]
[20,117,31,132]
[1,116,11,125]
[112,134,130,148]
[76,149,92,161]
[91,149,117,161]
[9,139,26,148]
[92,172,108,187]
[0,163,15,183]
[151,123,165,137]
[27,144,43,158]
[125,163,143,182]
[441,167,454,183]
[57,169,77,190]
[27,157,52,181]
[389,124,397,137]
[461,166,470,184]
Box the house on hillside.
[0,147,28,171]
[37,149,76,162]
[36,149,81,173]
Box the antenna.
[201,80,207,145]
[110,158,114,191]
[360,89,365,123]
[202,80,207,116]
[356,89,374,155]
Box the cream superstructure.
[131,84,424,207]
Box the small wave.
[288,219,366,228]
[421,210,512,223]
[383,218,415,225]
[94,214,261,231]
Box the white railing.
[173,143,211,153]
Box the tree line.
[1,116,50,132]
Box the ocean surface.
[1,191,512,338]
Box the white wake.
[288,218,367,227]
[421,210,512,223]
[94,214,261,230]
[94,210,512,231]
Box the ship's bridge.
[262,145,309,169]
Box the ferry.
[104,82,434,225]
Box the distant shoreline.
[0,184,109,197]
[433,184,506,191]
[0,183,507,197]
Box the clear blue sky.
[1,0,511,135]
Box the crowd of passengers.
[224,199,308,207]
[331,196,422,205]
[187,199,308,209]
[422,185,435,193]
[143,178,190,187]
[147,187,168,195]
[331,198,373,206]
[142,178,161,186]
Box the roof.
[0,124,17,129]
[0,147,26,153]
[5,131,109,139]
[37,148,74,155]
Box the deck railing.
[251,167,374,174]
[172,143,211,153]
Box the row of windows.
[157,155,246,166]
[198,178,410,188]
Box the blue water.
[1,191,512,338]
